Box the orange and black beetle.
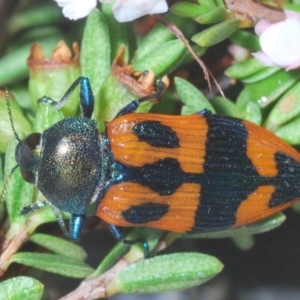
[6,77,300,245]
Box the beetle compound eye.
[24,133,41,150]
[21,171,36,184]
[15,133,42,184]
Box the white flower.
[54,0,98,20]
[253,11,300,70]
[54,0,168,22]
[112,0,168,22]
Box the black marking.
[133,121,179,148]
[269,152,300,207]
[191,114,261,231]
[111,158,186,196]
[122,203,169,224]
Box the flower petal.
[255,20,273,36]
[112,0,168,22]
[252,51,277,67]
[261,18,300,67]
[54,0,97,20]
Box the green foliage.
[1,0,300,299]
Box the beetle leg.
[69,214,85,240]
[114,77,164,118]
[108,224,150,257]
[20,200,49,215]
[51,206,86,240]
[37,77,94,119]
[197,108,212,115]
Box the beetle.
[3,76,300,246]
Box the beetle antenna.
[0,165,19,204]
[5,88,21,142]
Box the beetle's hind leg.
[108,224,150,258]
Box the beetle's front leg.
[20,200,49,215]
[114,77,164,118]
[37,77,94,119]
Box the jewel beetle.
[3,76,300,246]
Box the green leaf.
[210,96,237,116]
[229,30,260,51]
[81,9,110,96]
[29,233,87,261]
[9,253,94,278]
[133,23,175,63]
[0,276,44,300]
[231,234,254,250]
[94,242,129,276]
[94,72,154,132]
[28,63,81,118]
[225,58,265,79]
[193,7,227,24]
[273,115,300,145]
[198,0,216,8]
[6,4,62,34]
[241,101,262,125]
[181,105,194,115]
[0,92,32,154]
[242,67,280,84]
[94,228,164,277]
[175,77,215,113]
[102,3,131,62]
[284,4,300,13]
[33,100,64,132]
[133,40,186,76]
[265,81,300,129]
[170,3,207,18]
[192,19,239,47]
[214,0,225,7]
[106,253,223,295]
[236,69,300,110]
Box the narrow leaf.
[175,77,215,113]
[102,3,131,62]
[225,58,265,79]
[133,40,186,75]
[265,81,300,129]
[236,69,300,110]
[192,19,239,47]
[230,30,260,51]
[107,253,223,295]
[29,233,87,261]
[170,3,207,18]
[273,115,300,145]
[133,23,175,63]
[10,253,94,278]
[81,9,110,96]
[193,7,227,24]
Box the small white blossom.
[253,11,300,70]
[54,0,168,22]
[112,0,168,22]
[54,0,98,20]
